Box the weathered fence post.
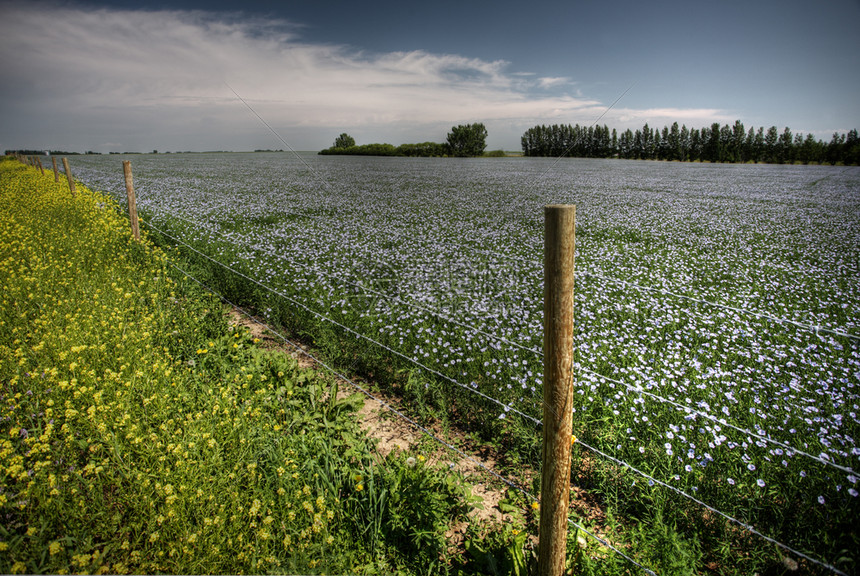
[52,157,59,182]
[36,157,45,176]
[62,157,76,195]
[539,204,576,576]
[123,161,140,241]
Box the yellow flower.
[531,501,540,511]
[49,541,63,555]
[571,435,577,445]
[355,483,364,492]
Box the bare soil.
[226,308,521,526]
[226,306,614,555]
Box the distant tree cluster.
[521,121,860,165]
[5,149,82,156]
[319,141,448,157]
[445,123,488,157]
[319,124,488,158]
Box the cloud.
[0,4,731,151]
[612,107,735,126]
[537,77,570,89]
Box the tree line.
[320,123,489,157]
[521,121,860,165]
[5,149,87,156]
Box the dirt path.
[227,308,525,526]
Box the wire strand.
[146,219,545,427]
[147,207,545,357]
[167,259,659,575]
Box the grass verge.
[0,158,491,575]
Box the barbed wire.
[170,241,841,576]
[166,257,658,576]
[136,198,856,480]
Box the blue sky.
[1,0,858,153]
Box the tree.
[846,129,860,165]
[641,123,653,159]
[777,127,793,164]
[690,128,702,161]
[731,120,746,163]
[447,123,487,157]
[667,122,681,161]
[799,133,822,164]
[679,124,690,161]
[334,133,356,149]
[753,127,765,163]
[764,126,779,163]
[704,123,721,162]
[719,123,733,162]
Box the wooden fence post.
[52,157,59,182]
[36,157,45,176]
[123,161,140,241]
[539,204,576,576]
[62,157,76,196]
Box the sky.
[1,0,858,153]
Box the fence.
[26,155,858,575]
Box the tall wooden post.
[62,157,76,195]
[51,157,59,182]
[539,204,576,576]
[123,161,140,241]
[36,157,45,176]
